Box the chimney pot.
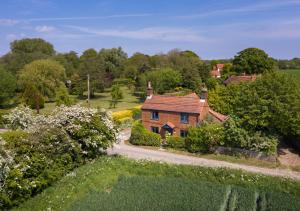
[147,81,153,97]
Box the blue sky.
[0,0,300,59]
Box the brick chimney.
[147,81,153,98]
[200,85,208,102]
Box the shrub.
[131,107,141,120]
[223,117,251,148]
[0,105,118,208]
[249,132,278,155]
[186,124,224,153]
[129,122,161,147]
[1,128,82,207]
[223,117,278,155]
[112,109,132,121]
[0,110,9,128]
[167,136,185,149]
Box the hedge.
[166,136,185,149]
[129,122,161,147]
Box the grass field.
[281,69,300,81]
[40,86,142,114]
[14,156,300,211]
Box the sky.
[0,0,300,59]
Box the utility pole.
[87,74,90,107]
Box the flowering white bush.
[5,105,117,138]
[1,105,118,208]
[4,106,34,130]
[0,137,14,191]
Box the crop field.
[68,176,300,211]
[282,69,300,81]
[15,157,300,211]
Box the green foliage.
[233,48,274,74]
[166,136,185,149]
[0,106,117,208]
[206,77,219,90]
[186,124,224,153]
[55,84,73,106]
[144,68,182,94]
[1,128,82,207]
[110,84,123,108]
[99,47,128,80]
[10,38,55,55]
[131,107,141,120]
[209,71,300,141]
[0,66,16,107]
[22,85,45,112]
[277,58,300,70]
[129,121,161,146]
[223,117,278,155]
[19,59,66,101]
[14,157,300,211]
[54,51,80,78]
[0,38,55,74]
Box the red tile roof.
[210,70,221,77]
[216,64,225,69]
[224,75,257,85]
[210,64,224,78]
[141,94,208,114]
[208,109,229,122]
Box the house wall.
[141,109,200,137]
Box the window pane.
[181,113,188,123]
[151,111,159,120]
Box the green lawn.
[40,86,142,114]
[14,156,300,211]
[281,69,300,81]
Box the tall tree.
[110,84,123,108]
[0,38,55,74]
[54,51,80,78]
[127,52,151,73]
[0,66,17,107]
[78,49,104,97]
[98,47,127,83]
[19,59,66,101]
[232,48,274,74]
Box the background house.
[210,64,224,78]
[141,83,227,138]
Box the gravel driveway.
[107,129,300,181]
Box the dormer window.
[151,111,159,120]
[180,113,189,123]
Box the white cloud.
[0,19,19,26]
[26,14,152,22]
[176,0,300,19]
[66,26,207,43]
[35,25,55,33]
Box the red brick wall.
[141,109,201,137]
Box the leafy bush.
[112,109,132,121]
[0,110,9,128]
[167,136,185,149]
[0,105,118,208]
[223,117,278,155]
[186,124,224,153]
[249,132,278,155]
[131,107,141,120]
[129,122,161,147]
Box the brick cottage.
[141,82,228,138]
